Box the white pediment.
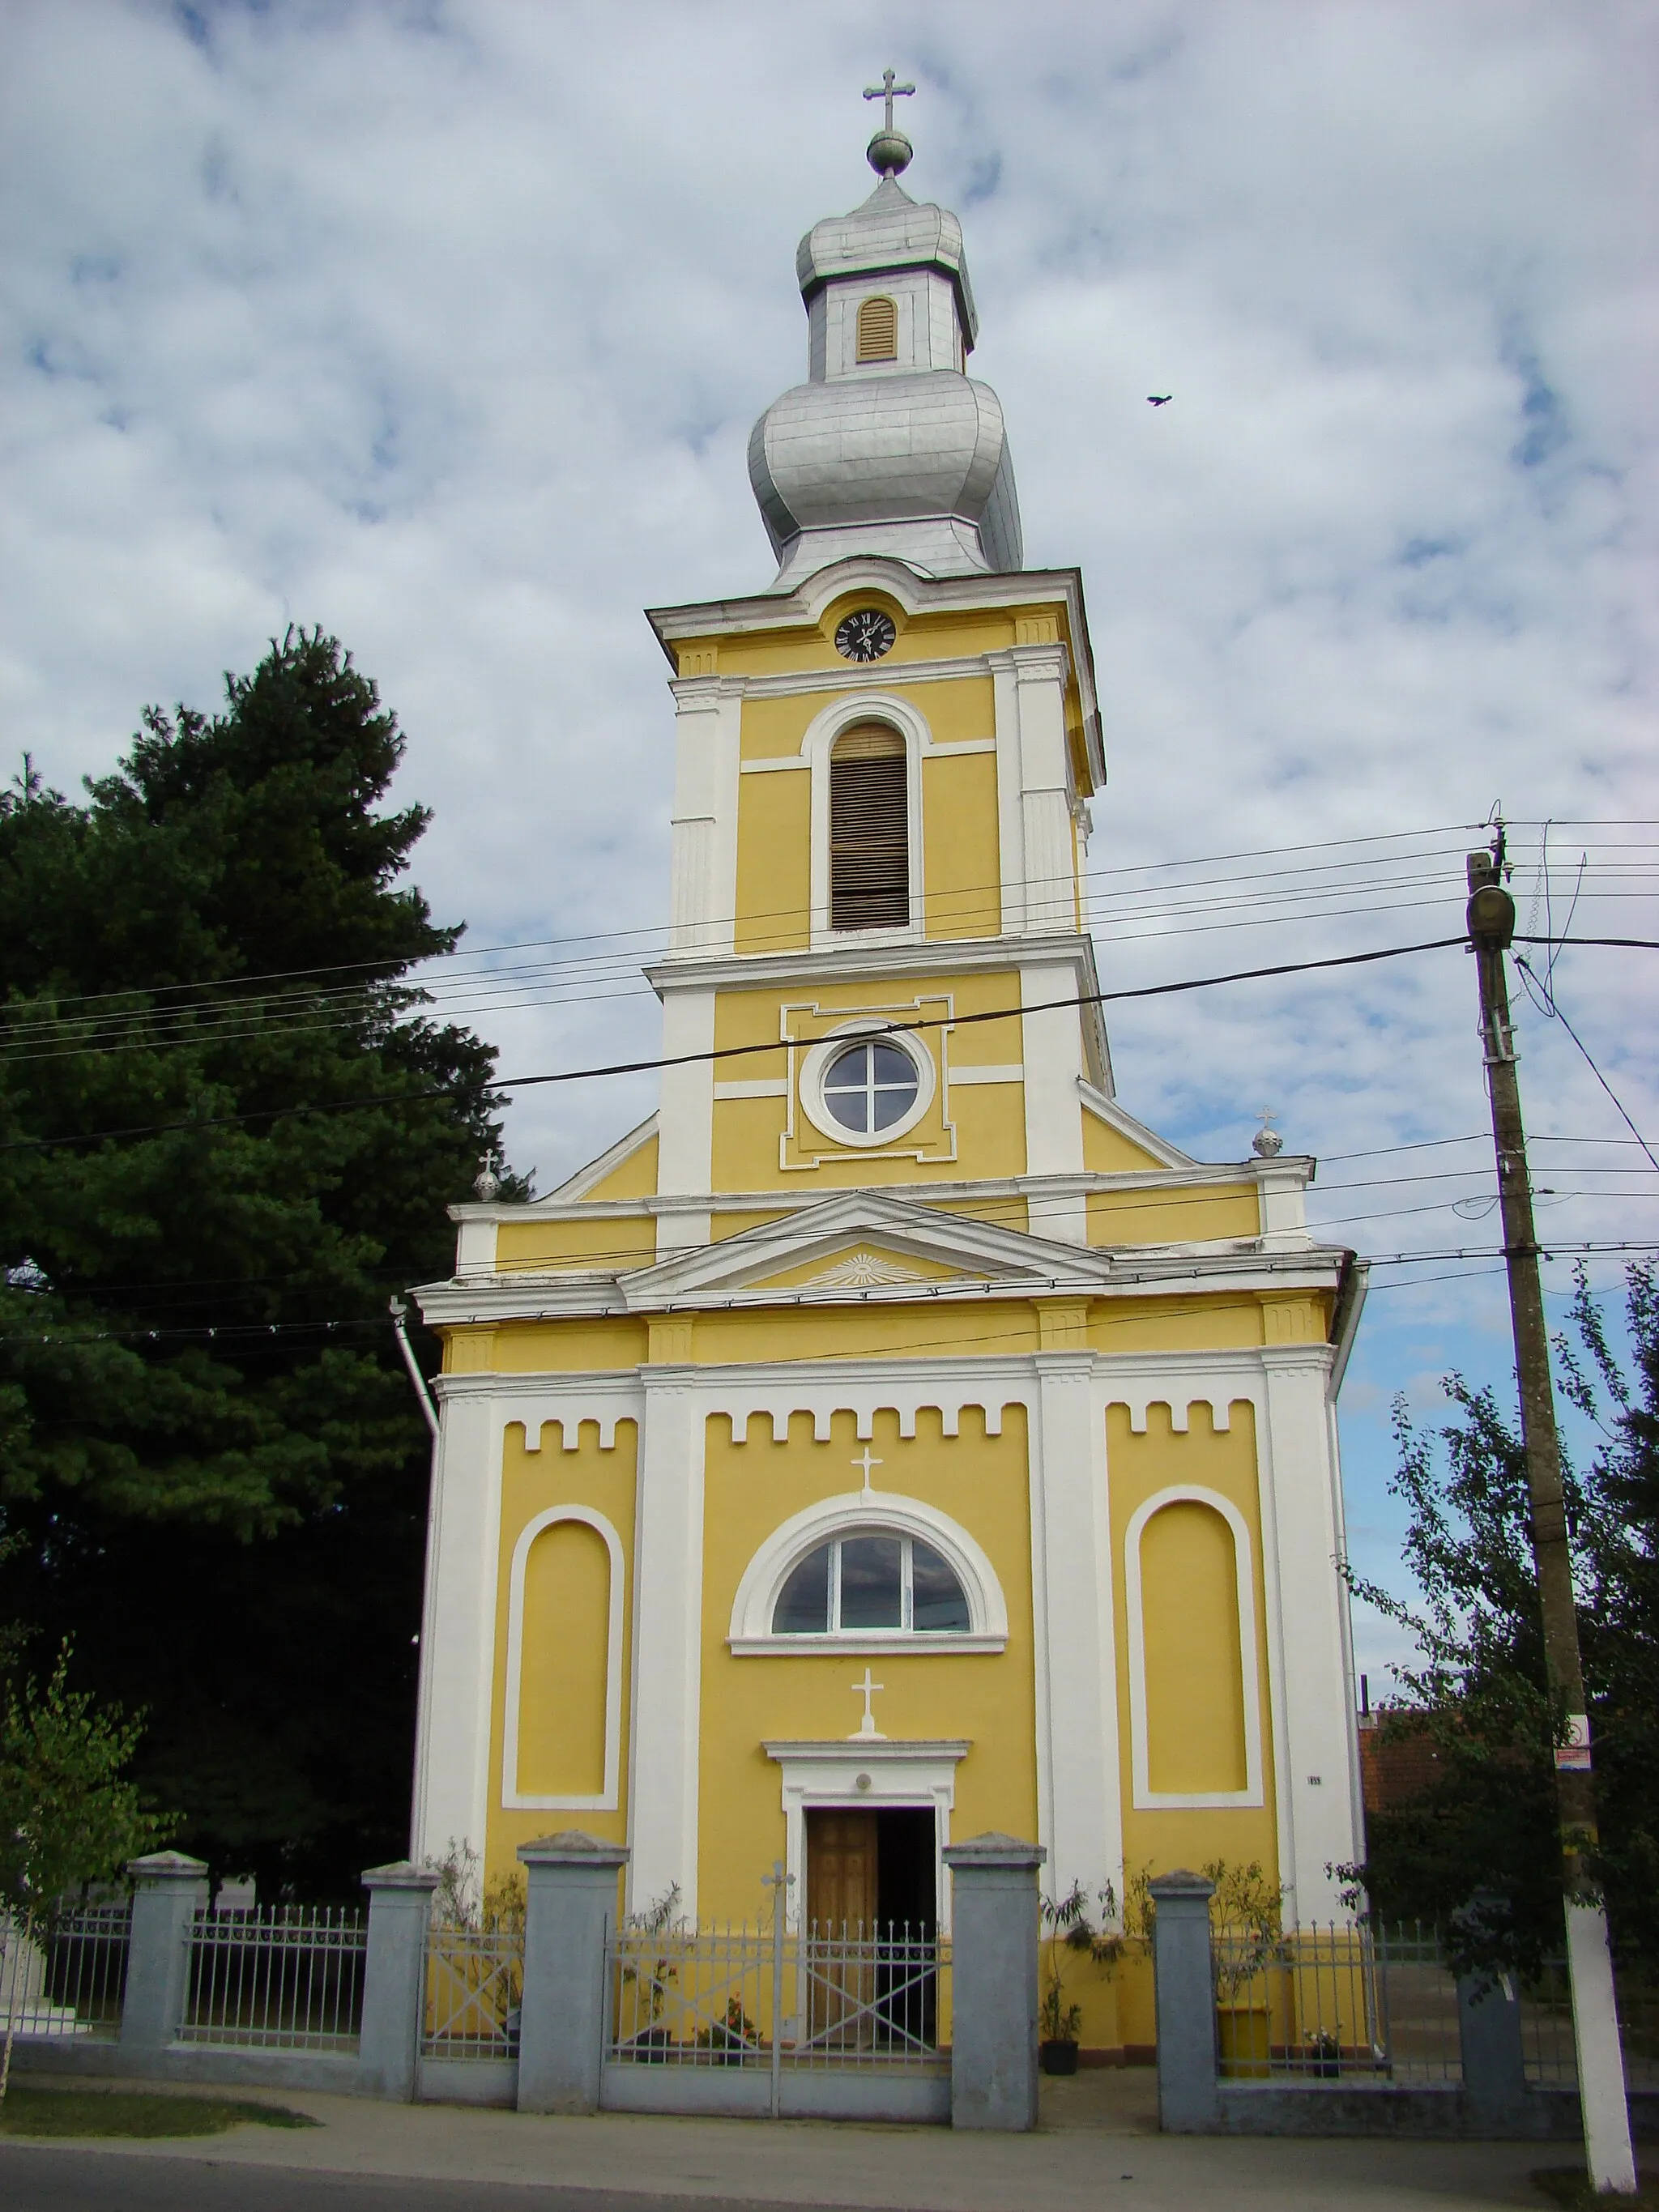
[617,1190,1114,1307]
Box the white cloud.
[2,0,1655,1642]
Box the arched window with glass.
[772,1530,972,1636]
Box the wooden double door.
[804,1805,937,1936]
[803,1807,938,2050]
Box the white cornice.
[446,1153,1311,1230]
[645,929,1098,997]
[764,1739,971,1762]
[411,1242,1347,1331]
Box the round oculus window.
[819,1039,920,1136]
[834,608,897,663]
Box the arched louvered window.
[855,294,898,363]
[830,723,909,931]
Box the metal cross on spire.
[863,67,915,134]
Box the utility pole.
[1465,836,1635,2194]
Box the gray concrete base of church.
[599,2064,951,2123]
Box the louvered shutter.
[855,295,898,363]
[830,725,909,930]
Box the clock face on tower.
[834,608,897,663]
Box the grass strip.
[0,2087,318,2138]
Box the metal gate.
[602,1911,950,2120]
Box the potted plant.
[1038,1882,1124,2077]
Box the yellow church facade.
[412,128,1365,2051]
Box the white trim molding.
[1123,1484,1265,1810]
[501,1505,625,1812]
[727,1490,1009,1655]
[762,1739,970,1933]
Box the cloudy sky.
[3,0,1656,1673]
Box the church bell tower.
[412,95,1365,2005]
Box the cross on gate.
[851,1666,886,1739]
[863,68,915,134]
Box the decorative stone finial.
[864,66,915,177]
[1252,1110,1284,1159]
[473,1150,501,1202]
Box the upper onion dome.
[748,161,1023,588]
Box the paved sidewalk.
[0,2072,1596,2210]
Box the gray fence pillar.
[1456,1970,1528,2125]
[1150,1869,1218,2133]
[358,1860,440,2100]
[120,1850,209,2049]
[515,1831,629,2114]
[942,1831,1046,2132]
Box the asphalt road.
[0,2150,859,2212]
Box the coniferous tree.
[0,630,516,1894]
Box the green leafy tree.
[1348,1264,1659,1974]
[0,629,519,1893]
[0,1642,171,2099]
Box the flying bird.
[1147,394,1172,406]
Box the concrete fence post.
[1150,1869,1219,2133]
[120,1850,209,2050]
[515,1831,630,2114]
[1456,1968,1528,2125]
[941,1831,1046,2132]
[358,1861,440,2101]
[1452,1890,1528,2127]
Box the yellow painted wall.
[695,1406,1038,1923]
[496,1214,656,1274]
[484,1420,638,1882]
[1081,1108,1175,1174]
[1140,1502,1248,1793]
[1108,1400,1280,1880]
[583,1132,661,1203]
[515,1519,611,1796]
[922,748,1000,941]
[1085,1181,1261,1247]
[735,769,810,955]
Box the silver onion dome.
[748,166,1023,587]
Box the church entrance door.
[804,1806,937,2049]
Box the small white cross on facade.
[863,68,915,134]
[850,1667,886,1740]
[851,1445,882,1497]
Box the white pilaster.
[410,1385,501,1865]
[655,987,714,1253]
[991,655,1027,935]
[665,677,742,960]
[1256,1345,1360,1924]
[625,1370,706,1920]
[1011,645,1075,936]
[1020,961,1087,1241]
[1029,1353,1121,1906]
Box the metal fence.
[1212,1921,1460,2082]
[1518,1957,1659,2094]
[607,1919,949,2116]
[1,1904,130,2041]
[422,1924,523,2061]
[181,1906,366,2051]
